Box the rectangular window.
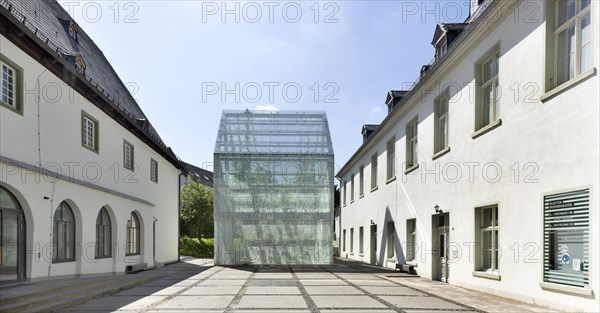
[476,49,500,130]
[350,174,355,202]
[343,181,347,206]
[387,222,395,258]
[406,219,416,262]
[434,92,449,153]
[555,0,592,86]
[386,137,395,180]
[81,111,99,153]
[476,205,499,272]
[350,228,354,253]
[343,229,346,252]
[0,54,23,114]
[359,165,364,197]
[123,140,134,170]
[406,119,418,169]
[371,153,378,190]
[359,226,364,254]
[150,158,158,183]
[544,188,589,288]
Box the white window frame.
[150,158,158,183]
[479,52,500,129]
[434,92,449,153]
[406,219,416,262]
[82,112,99,152]
[350,174,355,202]
[359,165,364,197]
[386,137,395,181]
[359,226,364,254]
[342,181,347,206]
[1,61,17,108]
[554,0,592,86]
[406,119,418,169]
[387,222,395,259]
[479,205,499,272]
[370,152,378,190]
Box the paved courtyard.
[56,258,558,313]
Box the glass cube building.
[214,110,334,265]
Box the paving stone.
[198,279,246,286]
[115,286,185,296]
[244,286,301,294]
[304,285,363,295]
[347,279,397,286]
[155,295,235,309]
[65,295,166,311]
[295,272,337,279]
[361,286,425,296]
[319,310,397,313]
[236,295,308,309]
[253,272,293,279]
[181,285,242,295]
[300,279,348,286]
[250,279,296,286]
[379,295,467,309]
[311,295,388,309]
[403,310,477,313]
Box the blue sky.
[59,1,471,173]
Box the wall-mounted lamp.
[370,219,375,225]
[434,204,443,214]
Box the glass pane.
[580,0,590,11]
[557,26,576,84]
[1,213,19,279]
[483,59,493,82]
[558,0,577,26]
[580,13,591,73]
[483,248,491,269]
[483,208,492,227]
[482,86,492,125]
[0,187,20,210]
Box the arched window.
[53,202,75,262]
[126,212,140,255]
[0,186,25,282]
[95,207,111,258]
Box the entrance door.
[432,213,449,282]
[0,187,25,283]
[370,225,377,265]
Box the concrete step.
[0,274,164,313]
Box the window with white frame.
[476,50,500,130]
[150,158,158,183]
[342,181,347,206]
[406,219,416,262]
[359,165,364,197]
[350,228,354,253]
[386,137,395,180]
[476,205,499,272]
[343,229,346,251]
[1,55,22,113]
[371,152,378,190]
[95,207,111,259]
[126,212,140,255]
[434,92,449,153]
[406,119,418,169]
[123,140,134,170]
[359,226,364,254]
[82,112,99,152]
[53,202,76,263]
[555,0,592,86]
[387,222,395,258]
[350,174,355,202]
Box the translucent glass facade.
[214,110,334,265]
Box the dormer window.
[436,37,447,60]
[68,21,78,41]
[75,54,86,75]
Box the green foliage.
[180,175,214,239]
[180,236,214,258]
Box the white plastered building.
[1,0,184,283]
[336,0,599,311]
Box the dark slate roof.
[362,124,379,132]
[431,23,469,46]
[183,162,214,187]
[1,0,182,168]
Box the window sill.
[359,253,364,257]
[472,119,502,139]
[52,259,76,264]
[387,258,396,262]
[95,256,112,260]
[406,260,417,266]
[82,145,99,154]
[125,253,140,257]
[370,186,378,192]
[472,271,501,281]
[343,204,347,207]
[539,282,594,297]
[541,67,597,103]
[0,101,23,116]
[359,195,364,199]
[386,176,396,184]
[404,164,419,175]
[350,200,354,204]
[432,147,451,160]
[350,252,354,255]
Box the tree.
[180,175,214,240]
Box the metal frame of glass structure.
[214,110,334,265]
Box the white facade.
[337,0,599,311]
[1,1,182,282]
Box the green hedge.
[180,236,214,258]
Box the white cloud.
[255,105,280,111]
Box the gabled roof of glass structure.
[215,110,334,155]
